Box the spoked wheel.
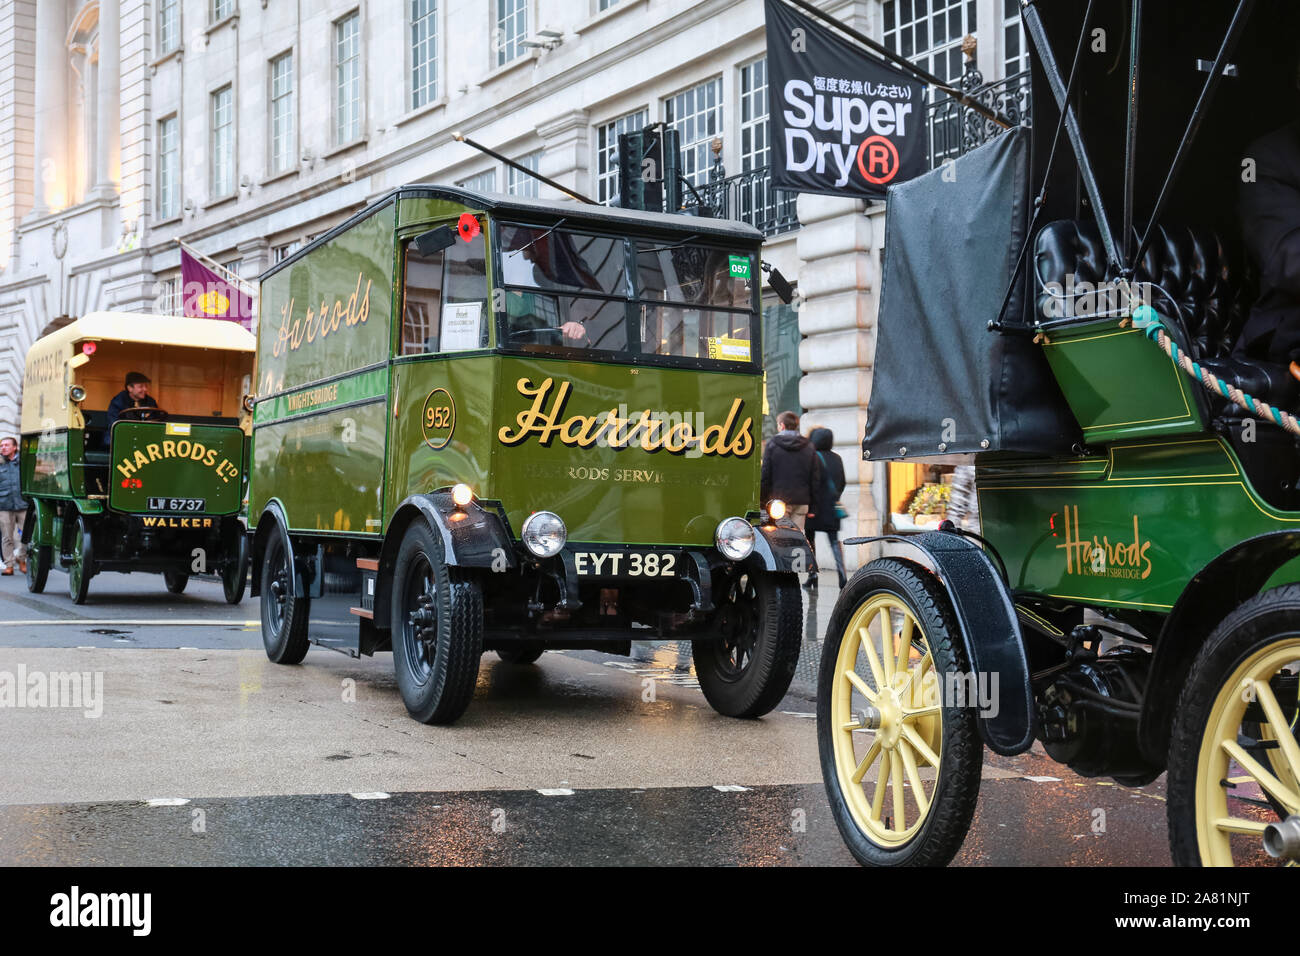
[163,570,189,594]
[259,527,309,664]
[1169,586,1300,866]
[25,504,50,594]
[817,559,982,866]
[694,570,802,718]
[222,533,249,605]
[65,513,93,605]
[390,520,483,724]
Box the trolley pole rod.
[452,132,598,205]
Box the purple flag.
[180,247,254,329]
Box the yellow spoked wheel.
[1168,586,1300,866]
[831,594,942,844]
[817,559,982,866]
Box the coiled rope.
[1128,304,1300,436]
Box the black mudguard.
[751,522,814,574]
[847,531,1035,756]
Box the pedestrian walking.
[0,436,26,577]
[760,411,822,587]
[806,427,848,589]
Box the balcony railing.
[692,164,800,238]
[928,68,1032,168]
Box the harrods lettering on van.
[116,441,242,484]
[273,273,373,359]
[497,377,754,458]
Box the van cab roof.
[33,312,256,354]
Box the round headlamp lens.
[715,516,756,561]
[68,385,86,403]
[451,483,474,507]
[522,511,567,558]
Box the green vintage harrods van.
[248,185,808,725]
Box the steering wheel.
[117,406,168,421]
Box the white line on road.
[713,785,751,792]
[349,792,391,800]
[537,788,575,796]
[2,620,257,627]
[145,798,190,806]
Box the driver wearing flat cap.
[105,371,162,441]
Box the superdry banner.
[764,0,927,199]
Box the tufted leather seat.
[1034,220,1296,410]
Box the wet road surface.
[0,568,1175,865]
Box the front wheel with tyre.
[1168,585,1300,866]
[65,513,93,605]
[817,558,983,866]
[163,570,189,594]
[391,520,484,724]
[25,504,50,594]
[222,533,249,605]
[259,527,309,664]
[694,570,802,718]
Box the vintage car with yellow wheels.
[819,0,1300,866]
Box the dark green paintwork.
[107,421,246,515]
[251,192,764,547]
[1040,320,1204,442]
[977,436,1300,611]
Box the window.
[155,276,182,315]
[663,78,723,188]
[158,0,180,54]
[273,240,300,263]
[456,169,497,193]
[211,0,235,22]
[881,0,977,84]
[494,0,527,67]
[738,56,796,232]
[507,151,541,197]
[269,52,295,174]
[335,13,362,145]
[598,0,620,9]
[401,226,490,354]
[222,259,242,278]
[595,109,647,205]
[411,0,439,109]
[210,85,234,197]
[157,115,180,220]
[1003,0,1028,77]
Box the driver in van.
[104,371,161,442]
[502,228,587,343]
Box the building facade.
[0,0,1028,568]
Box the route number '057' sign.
[763,0,927,200]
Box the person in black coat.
[1237,119,1300,366]
[805,426,848,589]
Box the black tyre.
[222,533,249,605]
[1168,586,1300,866]
[694,570,802,718]
[259,527,310,665]
[391,520,483,724]
[25,505,50,594]
[817,558,983,866]
[163,570,189,594]
[497,643,545,664]
[66,513,92,605]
